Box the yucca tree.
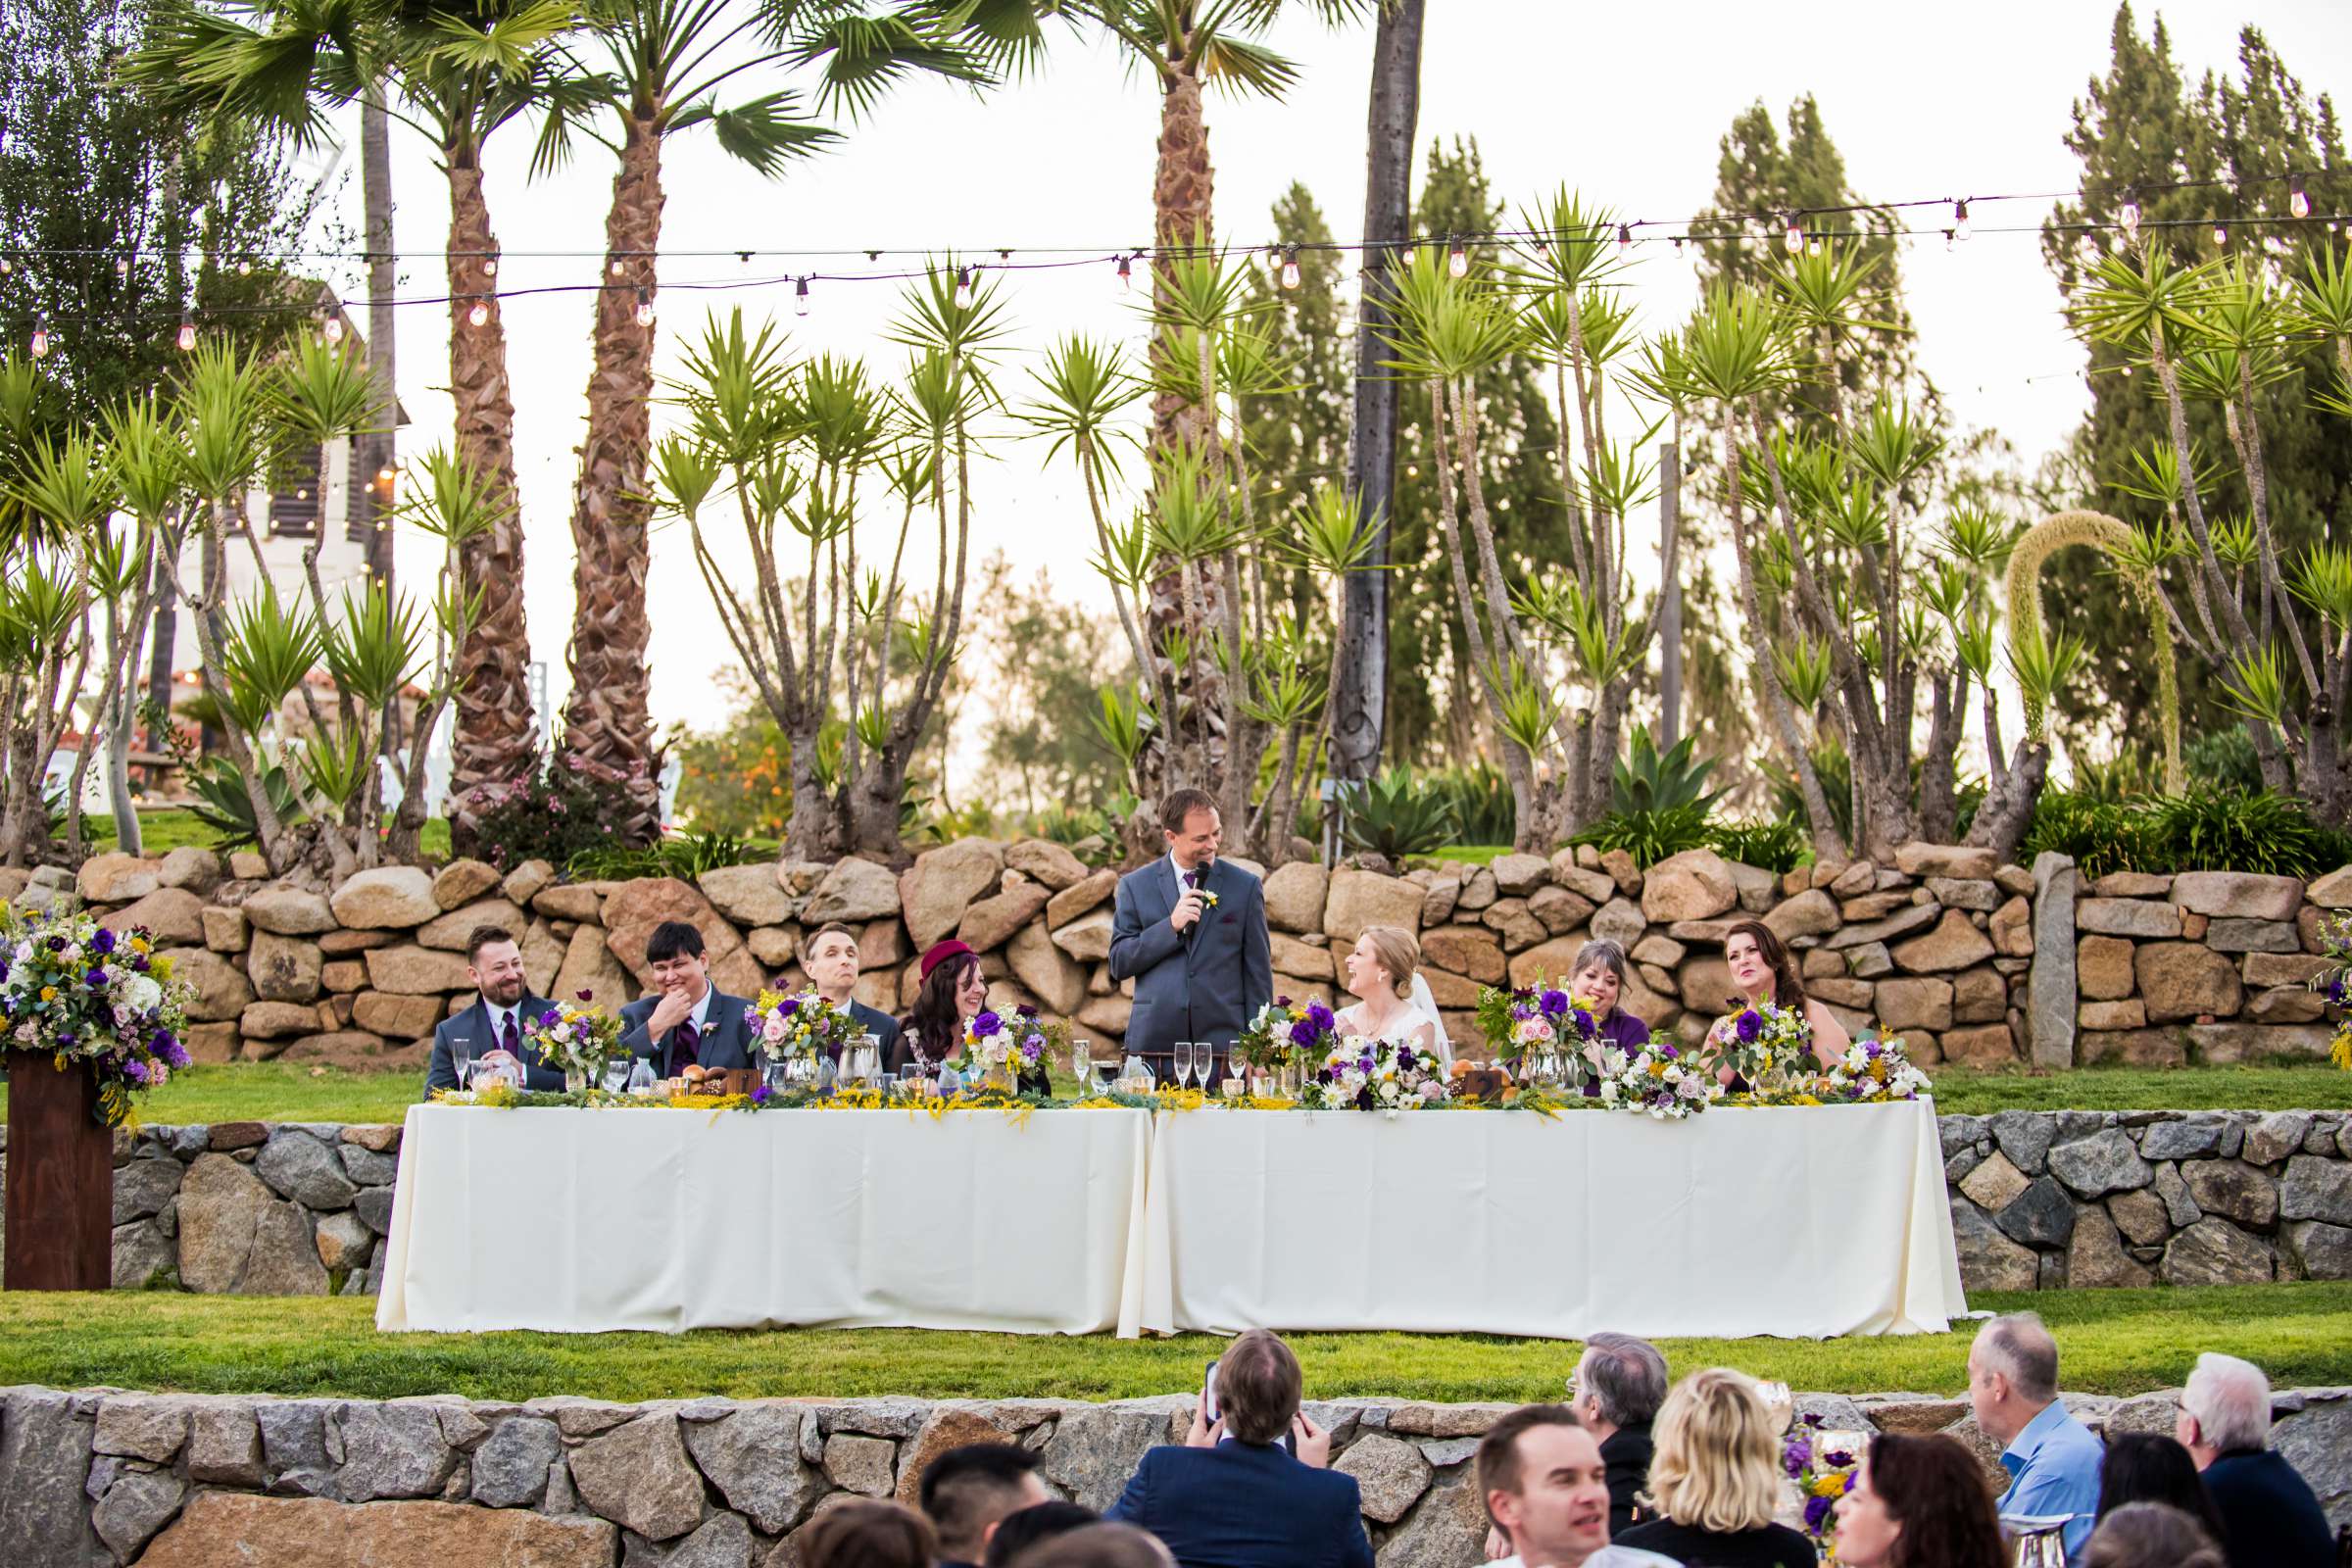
[133,0,580,844]
[544,1,990,836]
[0,429,112,867]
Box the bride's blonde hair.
[1360,925,1420,1000]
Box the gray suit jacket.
[1106,857,1272,1059]
[619,987,758,1078]
[424,994,564,1096]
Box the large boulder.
[136,1494,614,1568]
[2075,898,2183,939]
[1047,868,1117,930]
[164,947,254,1021]
[603,878,760,997]
[79,850,161,902]
[158,845,225,893]
[329,866,439,930]
[243,886,336,936]
[1005,839,1090,892]
[2134,942,2242,1023]
[361,945,472,996]
[1889,910,1995,973]
[2076,935,2134,1000]
[1263,860,1330,935]
[1422,926,1506,985]
[1641,849,1738,924]
[1894,843,1997,880]
[902,840,1005,949]
[416,898,529,952]
[0,1388,108,1567]
[98,887,205,946]
[254,1130,359,1210]
[2169,870,2303,922]
[240,1000,322,1039]
[1007,920,1088,1015]
[430,858,502,910]
[1876,976,1954,1033]
[2161,1217,2275,1285]
[248,929,325,1003]
[689,863,793,928]
[553,925,634,1009]
[957,881,1052,954]
[176,1152,329,1295]
[1323,868,1423,949]
[686,1405,821,1533]
[1764,888,1838,943]
[1052,909,1114,964]
[566,1411,706,1541]
[804,857,903,925]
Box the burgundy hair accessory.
[918,939,976,982]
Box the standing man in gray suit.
[1108,788,1272,1083]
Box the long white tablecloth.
[1134,1101,1965,1340]
[377,1100,1964,1341]
[376,1105,1153,1335]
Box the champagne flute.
[1173,1040,1196,1090]
[451,1036,474,1091]
[1196,1041,1218,1094]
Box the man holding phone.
[1104,1329,1369,1567]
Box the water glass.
[1173,1040,1196,1089]
[601,1059,631,1094]
[897,1064,924,1098]
[937,1065,963,1098]
[816,1054,838,1097]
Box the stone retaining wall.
[3,1110,2346,1300]
[5,841,2349,1075]
[4,1383,2345,1566]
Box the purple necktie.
[500,1010,520,1066]
[673,1018,701,1071]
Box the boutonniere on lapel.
[1199,888,1220,910]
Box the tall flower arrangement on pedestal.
[0,910,194,1127]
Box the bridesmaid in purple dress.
[1569,939,1651,1095]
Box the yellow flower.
[1812,1474,1848,1498]
[129,936,150,955]
[39,986,55,1002]
[1647,1058,1668,1078]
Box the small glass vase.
[983,1063,1014,1095]
[563,1067,587,1095]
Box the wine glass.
[1067,1038,1095,1096]
[1173,1040,1196,1090]
[451,1036,474,1091]
[1196,1042,1219,1093]
[601,1058,631,1094]
[897,1063,924,1098]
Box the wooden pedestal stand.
[3,1050,113,1291]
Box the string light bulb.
[2212,221,2229,246]
[468,299,489,327]
[116,257,130,278]
[237,259,252,275]
[30,321,49,358]
[482,258,497,278]
[1280,248,1301,290]
[1616,223,1633,255]
[2290,178,2311,220]
[0,257,12,274]
[321,315,343,344]
[176,318,196,352]
[2120,198,2141,234]
[1446,237,1467,277]
[1943,229,1956,252]
[795,276,810,316]
[609,257,625,277]
[954,267,974,308]
[1115,254,1131,291]
[1954,199,1972,240]
[1782,213,1802,253]
[634,288,655,327]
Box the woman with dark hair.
[2096,1433,2229,1545]
[894,941,1050,1094]
[1832,1432,2008,1568]
[1707,918,1847,1084]
[800,1499,937,1568]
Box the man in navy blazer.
[2179,1351,2335,1568]
[619,921,757,1077]
[1106,1329,1371,1568]
[1107,789,1272,1082]
[799,920,903,1062]
[423,924,564,1095]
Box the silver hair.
[1571,939,1630,987]
[1577,1333,1669,1428]
[1977,1312,2060,1403]
[2181,1352,2270,1451]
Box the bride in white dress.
[1335,924,1452,1066]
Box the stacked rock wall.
[4,1383,2345,1566]
[2,1111,2345,1298]
[4,841,2347,1074]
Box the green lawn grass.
[2,1285,2345,1404]
[78,808,451,861]
[9,1059,2339,1128]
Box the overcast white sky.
[321,0,2352,755]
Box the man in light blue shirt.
[1969,1312,2102,1559]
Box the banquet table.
[1130,1100,1965,1341]
[375,1104,1153,1335]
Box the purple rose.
[1276,994,1292,1006]
[751,1082,772,1103]
[779,997,800,1016]
[90,928,116,956]
[1736,1009,1762,1043]
[1017,1003,1039,1017]
[1289,1019,1320,1049]
[1540,989,1569,1016]
[972,1010,1003,1038]
[123,1058,149,1084]
[86,968,111,988]
[1864,1040,1883,1057]
[160,1038,189,1068]
[1305,1003,1335,1030]
[1784,1436,1812,1476]
[576,988,594,1002]
[1660,1044,1678,1058]
[1803,1494,1833,1535]
[1570,1008,1593,1037]
[539,1007,561,1027]
[47,934,67,951]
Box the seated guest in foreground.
[1570,1332,1668,1538]
[1969,1312,2102,1559]
[1337,924,1449,1065]
[1707,919,1847,1083]
[1615,1368,1819,1568]
[1018,1523,1176,1568]
[2177,1351,2335,1568]
[801,920,903,1062]
[799,1498,937,1568]
[921,1444,1054,1568]
[1105,1328,1372,1568]
[2081,1501,2228,1568]
[984,1501,1099,1568]
[618,921,757,1078]
[1831,1432,2009,1568]
[1474,1403,1677,1568]
[425,925,561,1095]
[2094,1433,2226,1545]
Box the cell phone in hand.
[1201,1358,1220,1424]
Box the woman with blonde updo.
[1336,924,1451,1065]
[1616,1368,1818,1568]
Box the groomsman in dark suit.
[619,920,757,1077]
[800,921,904,1061]
[1107,788,1272,1081]
[423,925,563,1095]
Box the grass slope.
[5,1060,2341,1128]
[3,1286,2346,1404]
[75,808,453,860]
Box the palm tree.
[131,0,583,844]
[545,0,990,838]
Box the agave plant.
[1336,769,1458,861]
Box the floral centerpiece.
[745,989,862,1066]
[1710,999,1812,1092]
[2310,911,2352,1070]
[1476,981,1603,1091]
[518,993,627,1088]
[1235,998,1339,1089]
[1303,1035,1451,1111]
[1814,1034,1934,1103]
[954,1004,1067,1089]
[1594,1038,1720,1120]
[1783,1414,1862,1549]
[0,909,194,1128]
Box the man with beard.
[424,925,563,1094]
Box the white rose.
[121,974,163,1012]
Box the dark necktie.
[673,1018,701,1071]
[500,1010,520,1069]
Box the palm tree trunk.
[561,110,664,842]
[1333,0,1423,792]
[357,86,399,737]
[442,148,539,843]
[1150,63,1215,452]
